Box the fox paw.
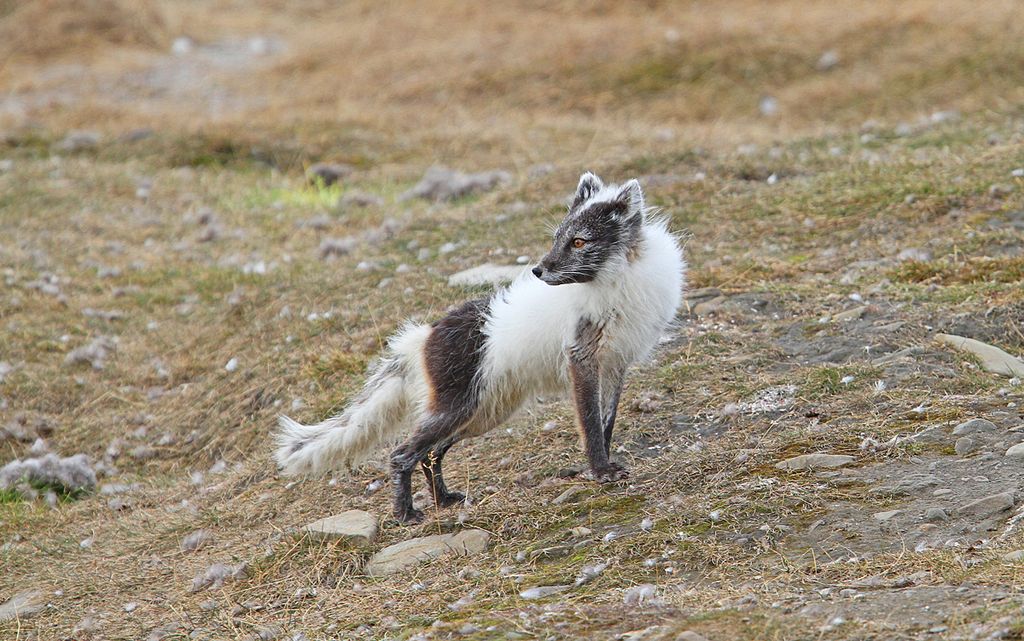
[585,462,629,483]
[435,491,466,509]
[395,507,425,524]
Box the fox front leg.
[601,364,627,457]
[569,319,627,482]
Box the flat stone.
[519,584,571,600]
[1003,550,1024,562]
[833,305,868,322]
[873,473,941,496]
[693,295,728,316]
[936,334,1024,378]
[923,508,949,523]
[1006,443,1024,459]
[447,264,524,288]
[873,510,901,522]
[953,418,997,436]
[955,491,1015,518]
[303,510,378,544]
[683,287,721,302]
[365,529,490,576]
[676,633,710,641]
[775,453,855,471]
[954,437,976,456]
[0,590,46,621]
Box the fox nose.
[531,265,544,279]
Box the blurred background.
[3,0,1022,167]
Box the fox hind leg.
[390,412,470,523]
[393,297,487,523]
[420,440,466,509]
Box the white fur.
[274,323,431,475]
[476,215,685,432]
[274,183,685,476]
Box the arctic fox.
[275,172,686,523]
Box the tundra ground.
[2,2,1024,640]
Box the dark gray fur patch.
[423,298,489,413]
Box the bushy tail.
[274,323,431,475]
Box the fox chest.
[578,304,666,367]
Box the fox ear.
[616,179,645,220]
[571,171,604,209]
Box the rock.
[1006,443,1024,459]
[632,392,662,413]
[816,49,840,71]
[181,530,215,552]
[833,305,867,322]
[191,562,248,592]
[303,510,378,544]
[148,621,183,641]
[989,183,1014,199]
[171,36,194,55]
[955,492,1015,518]
[954,437,976,456]
[1003,550,1024,562]
[693,295,727,316]
[0,361,13,383]
[339,191,383,208]
[874,473,940,496]
[0,453,97,494]
[108,497,131,511]
[759,96,778,117]
[0,590,46,621]
[676,633,710,641]
[873,510,901,522]
[953,418,997,436]
[447,264,524,288]
[307,163,354,187]
[64,336,117,370]
[519,584,571,600]
[683,287,722,303]
[319,237,357,259]
[623,584,659,606]
[365,529,489,576]
[896,248,931,262]
[120,127,154,143]
[775,453,855,471]
[935,334,1024,378]
[55,130,101,153]
[130,445,157,461]
[923,508,949,523]
[401,166,511,202]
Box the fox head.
[532,172,645,286]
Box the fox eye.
[572,238,587,249]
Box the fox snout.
[531,258,560,284]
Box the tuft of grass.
[888,256,1024,285]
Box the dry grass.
[0,0,167,63]
[2,1,1024,640]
